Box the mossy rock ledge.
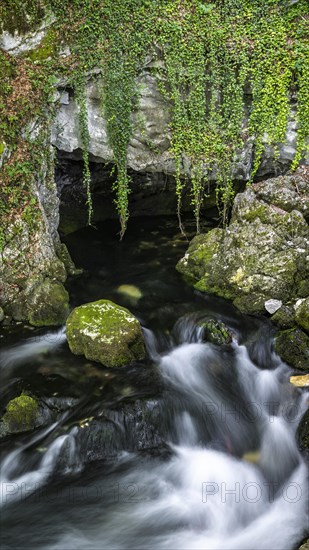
[66,300,145,368]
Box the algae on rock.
[66,299,145,367]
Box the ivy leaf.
[197,3,215,15]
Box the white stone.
[264,299,282,314]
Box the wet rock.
[0,394,41,436]
[66,300,145,367]
[298,538,309,550]
[28,279,69,326]
[116,284,143,306]
[177,171,309,315]
[74,398,164,463]
[295,298,309,333]
[297,410,309,453]
[0,307,4,323]
[199,319,233,346]
[274,328,309,371]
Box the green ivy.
[1,0,308,237]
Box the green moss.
[242,204,273,224]
[2,393,39,433]
[199,319,232,346]
[66,299,145,367]
[55,242,82,276]
[26,28,58,62]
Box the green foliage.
[1,0,308,237]
[74,75,93,226]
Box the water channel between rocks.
[0,217,308,550]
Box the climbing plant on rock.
[1,0,308,238]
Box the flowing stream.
[0,217,308,549]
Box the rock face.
[0,147,71,326]
[177,170,309,370]
[66,300,145,367]
[1,20,308,322]
[51,71,301,183]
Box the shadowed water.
[0,217,308,549]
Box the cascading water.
[0,218,308,549]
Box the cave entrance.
[54,149,221,236]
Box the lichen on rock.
[66,299,145,367]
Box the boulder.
[28,279,69,326]
[199,319,233,346]
[0,394,41,436]
[177,172,309,315]
[295,298,309,333]
[274,328,309,371]
[66,300,145,367]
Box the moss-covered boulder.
[66,300,145,367]
[274,328,309,371]
[28,278,69,326]
[177,173,309,316]
[1,394,40,435]
[199,319,233,346]
[295,298,309,334]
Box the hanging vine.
[1,0,308,241]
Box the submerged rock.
[66,299,145,367]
